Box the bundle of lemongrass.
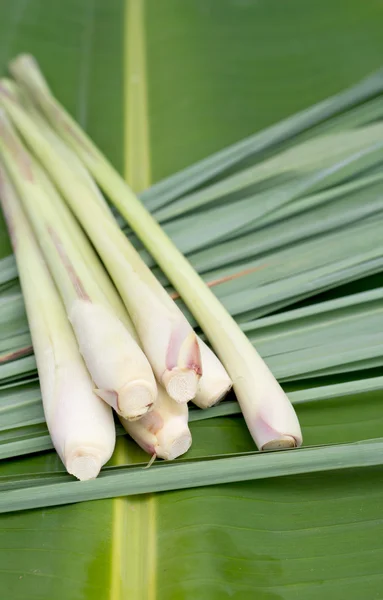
[0,55,302,480]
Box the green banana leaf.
[0,1,383,598]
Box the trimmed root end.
[67,453,102,481]
[158,431,192,460]
[193,379,232,409]
[163,368,199,403]
[262,435,297,451]
[118,381,156,420]
[168,431,192,459]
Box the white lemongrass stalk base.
[263,436,297,451]
[69,299,157,419]
[162,368,200,404]
[156,421,192,460]
[45,360,116,479]
[121,387,192,460]
[0,164,115,479]
[193,339,232,408]
[233,350,302,450]
[66,450,104,481]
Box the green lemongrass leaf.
[0,336,31,358]
[220,180,383,268]
[169,237,383,325]
[1,438,383,514]
[190,376,383,420]
[0,355,36,384]
[0,383,43,430]
[244,169,383,233]
[0,370,379,460]
[271,337,383,380]
[0,293,27,340]
[0,426,53,460]
[138,69,383,210]
[0,254,17,288]
[220,253,383,322]
[291,94,383,140]
[243,286,383,332]
[150,186,383,281]
[244,289,383,352]
[296,357,383,379]
[148,141,383,256]
[136,169,383,270]
[155,123,383,222]
[199,217,383,298]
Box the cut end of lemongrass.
[193,379,232,409]
[66,451,102,481]
[192,340,232,409]
[118,380,156,420]
[95,380,156,420]
[234,363,303,451]
[69,299,157,418]
[159,430,192,460]
[121,387,192,459]
[162,368,199,403]
[251,409,303,452]
[262,436,298,451]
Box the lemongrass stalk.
[0,77,232,408]
[34,103,231,408]
[9,56,302,449]
[32,131,193,456]
[0,77,203,404]
[33,151,130,324]
[5,78,113,218]
[0,81,129,325]
[120,386,192,460]
[194,340,232,408]
[0,97,192,458]
[0,163,116,479]
[39,162,193,458]
[0,111,157,419]
[50,204,193,458]
[1,77,232,408]
[44,169,193,456]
